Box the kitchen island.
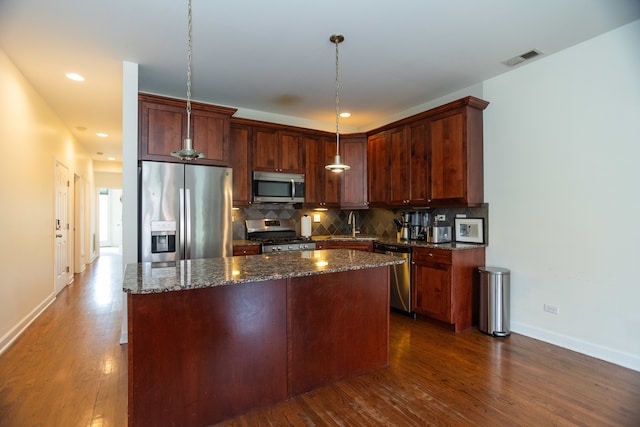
[123,249,404,427]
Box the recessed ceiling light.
[66,73,85,81]
[340,112,351,118]
[107,157,116,161]
[96,133,109,137]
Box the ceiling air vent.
[502,49,543,67]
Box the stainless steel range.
[246,219,316,253]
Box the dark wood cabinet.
[366,96,488,208]
[368,123,428,208]
[253,128,303,173]
[411,246,485,332]
[427,97,488,206]
[232,244,261,256]
[230,122,252,206]
[367,131,390,206]
[304,135,340,208]
[315,240,373,252]
[405,120,429,206]
[388,126,409,206]
[138,94,236,165]
[340,134,368,209]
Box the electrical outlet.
[436,214,446,221]
[544,304,559,315]
[313,214,321,223]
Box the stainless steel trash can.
[478,266,511,337]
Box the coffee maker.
[410,212,425,240]
[400,212,411,240]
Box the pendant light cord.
[186,0,193,140]
[334,36,340,154]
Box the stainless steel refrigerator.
[139,161,233,263]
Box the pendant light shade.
[171,0,204,161]
[325,34,350,173]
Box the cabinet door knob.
[428,253,433,257]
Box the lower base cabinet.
[411,246,485,332]
[232,244,261,256]
[315,240,373,252]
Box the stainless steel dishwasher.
[374,242,414,317]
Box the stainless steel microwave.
[252,171,305,203]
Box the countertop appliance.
[427,226,452,243]
[139,161,233,263]
[399,212,411,241]
[246,218,316,253]
[374,242,414,316]
[252,171,305,203]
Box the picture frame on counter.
[454,217,484,244]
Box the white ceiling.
[1,0,639,163]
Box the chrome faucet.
[347,211,359,238]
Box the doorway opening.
[99,188,123,250]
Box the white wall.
[120,61,139,344]
[483,20,640,370]
[0,49,95,353]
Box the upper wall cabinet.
[304,135,341,209]
[253,128,304,174]
[366,96,488,208]
[367,131,390,207]
[340,134,368,209]
[426,97,488,206]
[229,122,252,206]
[138,94,236,166]
[367,123,427,208]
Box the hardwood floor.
[1,249,639,426]
[0,248,127,427]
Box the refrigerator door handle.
[179,188,185,260]
[185,188,191,259]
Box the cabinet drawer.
[413,248,452,265]
[233,245,261,256]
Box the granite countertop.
[374,237,485,250]
[312,235,378,241]
[124,249,405,295]
[311,235,484,250]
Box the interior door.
[54,160,69,294]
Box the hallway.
[0,248,127,426]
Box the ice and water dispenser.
[150,221,176,254]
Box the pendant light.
[325,34,350,173]
[171,0,204,161]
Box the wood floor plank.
[1,248,639,426]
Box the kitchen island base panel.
[288,267,390,396]
[128,266,391,427]
[128,279,288,427]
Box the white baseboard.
[511,321,640,372]
[0,293,56,355]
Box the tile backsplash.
[233,203,489,244]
